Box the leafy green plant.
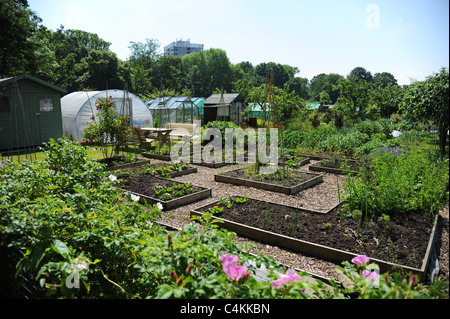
[160,193,172,201]
[259,202,273,230]
[0,138,162,298]
[343,147,448,219]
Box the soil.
[221,166,318,187]
[117,173,203,201]
[198,198,435,269]
[98,155,134,168]
[121,162,188,173]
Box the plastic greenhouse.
[145,97,202,128]
[61,89,153,141]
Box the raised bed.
[142,153,172,161]
[166,166,198,177]
[215,167,323,195]
[190,197,440,281]
[142,152,229,168]
[112,162,198,178]
[101,156,150,171]
[191,160,228,168]
[309,159,361,176]
[279,156,310,167]
[118,175,211,211]
[297,152,362,161]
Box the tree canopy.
[2,0,448,130]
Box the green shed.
[0,74,66,151]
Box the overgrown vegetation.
[342,146,449,219]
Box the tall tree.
[0,0,41,77]
[152,55,183,92]
[182,51,209,97]
[254,62,298,88]
[334,76,371,120]
[369,84,404,118]
[348,67,373,82]
[205,48,234,93]
[127,38,160,95]
[75,49,126,91]
[402,67,449,156]
[182,49,235,97]
[373,72,398,88]
[287,77,310,100]
[309,73,343,103]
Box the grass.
[1,144,141,164]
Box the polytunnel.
[61,89,153,141]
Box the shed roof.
[0,74,67,94]
[204,93,243,107]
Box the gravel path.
[153,159,449,284]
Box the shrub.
[82,96,131,159]
[0,138,161,298]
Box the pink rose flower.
[363,269,379,282]
[352,254,370,266]
[220,254,249,281]
[272,269,303,288]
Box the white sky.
[28,0,449,85]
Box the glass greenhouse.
[61,89,153,141]
[246,103,272,121]
[145,97,202,128]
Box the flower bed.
[215,166,323,195]
[117,174,211,210]
[190,196,440,281]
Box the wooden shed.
[203,93,246,126]
[0,74,67,151]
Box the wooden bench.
[165,123,198,139]
[133,128,157,149]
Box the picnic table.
[140,127,173,146]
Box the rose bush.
[82,96,131,159]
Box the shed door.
[8,93,40,149]
[204,107,217,125]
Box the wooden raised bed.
[215,168,323,195]
[142,152,228,168]
[191,160,228,168]
[142,153,172,161]
[297,152,362,161]
[190,197,440,281]
[309,159,361,176]
[102,157,150,171]
[166,166,198,177]
[118,175,211,211]
[279,156,310,167]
